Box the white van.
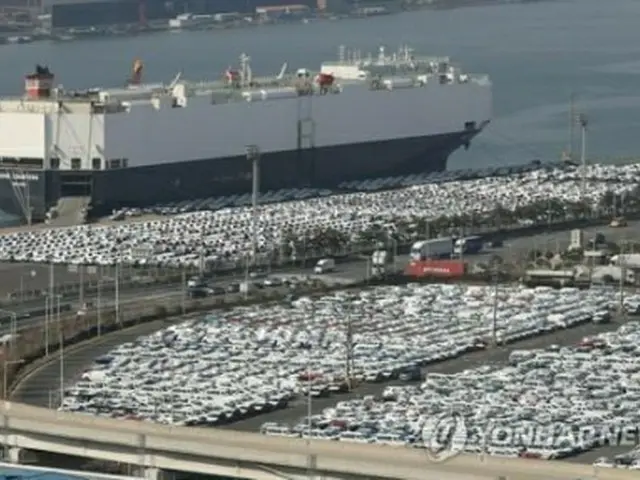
[314,258,335,274]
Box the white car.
[593,457,616,468]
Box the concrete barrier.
[0,402,634,480]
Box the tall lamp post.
[19,270,36,302]
[3,359,25,400]
[56,294,64,407]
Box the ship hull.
[0,128,477,220]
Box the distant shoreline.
[0,0,553,46]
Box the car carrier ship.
[0,45,491,222]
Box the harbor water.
[0,0,637,223]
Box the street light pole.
[97,279,102,337]
[246,144,261,262]
[181,267,186,315]
[3,359,25,400]
[44,294,49,356]
[115,261,120,324]
[79,264,85,307]
[492,267,499,347]
[57,294,64,407]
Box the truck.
[453,235,483,255]
[610,254,640,269]
[410,237,453,261]
[568,229,584,251]
[592,266,636,285]
[587,232,606,249]
[522,269,577,288]
[370,250,395,277]
[404,259,466,279]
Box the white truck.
[568,229,584,251]
[410,237,453,261]
[610,254,640,269]
[592,265,636,284]
[370,250,395,277]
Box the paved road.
[1,285,185,335]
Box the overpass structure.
[0,402,634,480]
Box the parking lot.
[12,282,636,467]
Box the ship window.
[71,158,81,170]
[122,158,129,168]
[109,159,121,169]
[92,158,102,170]
[50,158,60,169]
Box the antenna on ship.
[239,53,252,88]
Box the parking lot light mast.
[57,294,64,407]
[97,279,102,337]
[44,294,50,355]
[491,267,499,347]
[246,144,261,263]
[115,260,120,325]
[619,240,626,318]
[578,113,588,200]
[19,270,36,302]
[305,301,315,480]
[181,265,186,315]
[3,359,25,400]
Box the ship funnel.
[24,65,55,99]
[130,59,143,85]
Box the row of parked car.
[59,284,632,435]
[263,317,640,464]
